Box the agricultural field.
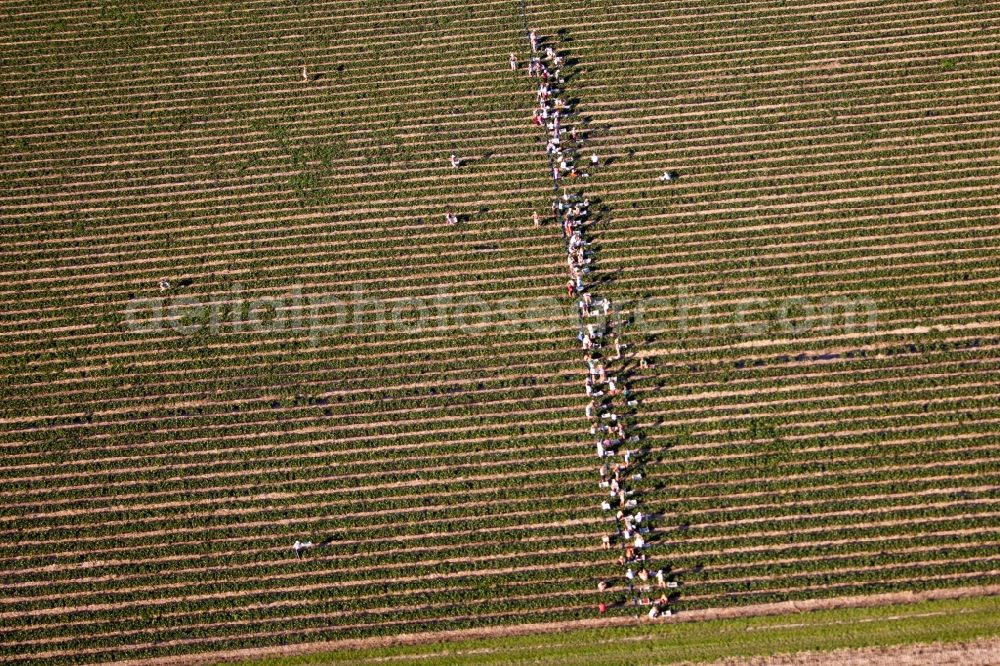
[1,0,999,664]
[232,594,1000,666]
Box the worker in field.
[509,52,518,70]
[158,278,170,292]
[532,211,541,226]
[659,170,676,182]
[449,154,461,168]
[301,64,309,83]
[529,29,538,52]
[638,569,650,590]
[293,540,313,559]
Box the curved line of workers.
[289,31,678,621]
[522,31,672,620]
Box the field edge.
[102,584,1000,666]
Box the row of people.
[529,41,583,183]
[521,31,667,620]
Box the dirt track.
[705,636,1000,666]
